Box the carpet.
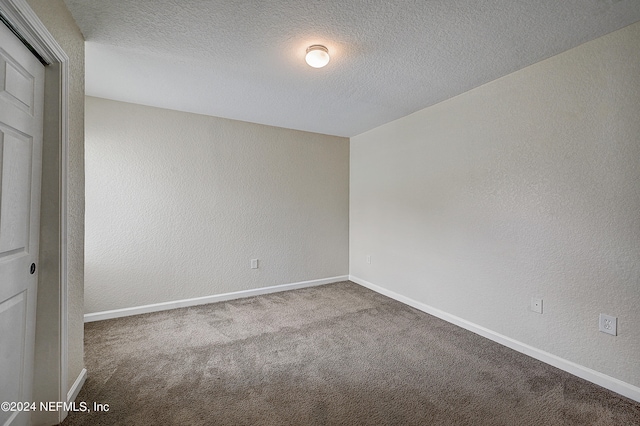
[62,281,640,425]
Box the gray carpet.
[63,281,640,425]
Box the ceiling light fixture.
[305,45,330,68]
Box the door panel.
[0,20,44,426]
[0,46,36,114]
[0,291,27,405]
[0,129,34,256]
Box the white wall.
[85,97,348,313]
[350,21,640,390]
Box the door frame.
[0,0,70,422]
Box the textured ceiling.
[64,0,640,137]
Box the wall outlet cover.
[599,313,617,336]
[531,297,543,314]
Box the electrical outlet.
[250,259,258,269]
[599,314,617,336]
[366,255,371,264]
[531,297,543,314]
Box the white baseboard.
[67,367,87,402]
[84,275,349,323]
[349,275,640,403]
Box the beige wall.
[350,22,640,389]
[26,0,85,396]
[85,97,349,313]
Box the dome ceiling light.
[305,45,330,68]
